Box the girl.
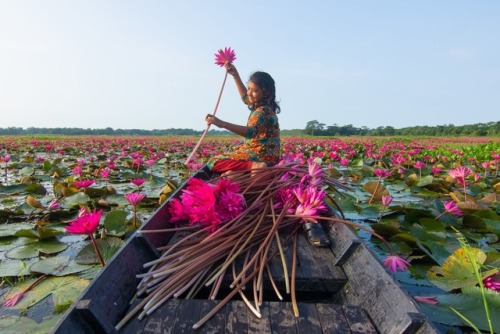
[205,63,281,175]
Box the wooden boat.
[52,166,437,334]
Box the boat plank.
[296,303,323,334]
[343,305,377,334]
[315,303,351,333]
[140,298,180,334]
[174,298,204,333]
[200,300,226,334]
[296,230,346,293]
[269,301,297,333]
[225,298,250,333]
[248,301,272,334]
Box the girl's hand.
[205,114,221,127]
[225,63,238,76]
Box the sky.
[1,1,499,131]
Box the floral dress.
[208,98,280,169]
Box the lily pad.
[422,286,500,332]
[61,192,91,208]
[0,315,61,334]
[0,222,33,237]
[362,180,389,200]
[29,256,94,276]
[0,259,33,277]
[427,247,491,291]
[25,183,48,195]
[0,184,28,195]
[5,239,68,259]
[103,209,128,237]
[5,275,89,313]
[14,227,63,240]
[75,237,124,264]
[19,166,35,176]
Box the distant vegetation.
[304,120,500,137]
[0,121,498,136]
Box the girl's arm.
[225,64,247,99]
[206,115,250,138]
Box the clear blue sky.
[1,1,499,131]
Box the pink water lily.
[168,178,245,232]
[47,199,60,211]
[383,255,410,274]
[435,200,462,220]
[73,179,95,189]
[449,166,472,180]
[414,296,439,305]
[65,210,105,266]
[72,166,83,177]
[381,195,393,207]
[300,162,324,187]
[483,272,500,292]
[373,169,391,179]
[100,169,110,178]
[125,193,145,228]
[414,160,425,169]
[448,166,472,202]
[66,209,102,235]
[3,291,23,307]
[214,47,236,67]
[3,275,46,307]
[124,193,145,206]
[431,167,441,176]
[293,186,327,223]
[130,178,146,189]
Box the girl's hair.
[249,71,281,114]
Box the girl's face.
[247,81,266,104]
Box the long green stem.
[368,179,381,204]
[89,233,105,267]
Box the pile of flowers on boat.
[116,159,410,330]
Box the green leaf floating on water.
[5,275,89,313]
[25,183,48,195]
[421,286,500,332]
[103,209,128,237]
[0,222,33,237]
[14,226,63,239]
[5,238,68,259]
[362,180,389,200]
[0,259,32,277]
[75,237,124,264]
[61,192,90,208]
[360,205,381,219]
[416,175,434,187]
[427,247,492,291]
[0,315,61,334]
[29,256,95,276]
[0,183,28,195]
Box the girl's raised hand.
[225,63,238,76]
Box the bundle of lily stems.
[115,161,380,330]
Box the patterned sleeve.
[245,107,266,138]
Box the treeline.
[1,121,499,137]
[304,121,500,137]
[0,127,232,136]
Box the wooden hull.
[51,167,437,334]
